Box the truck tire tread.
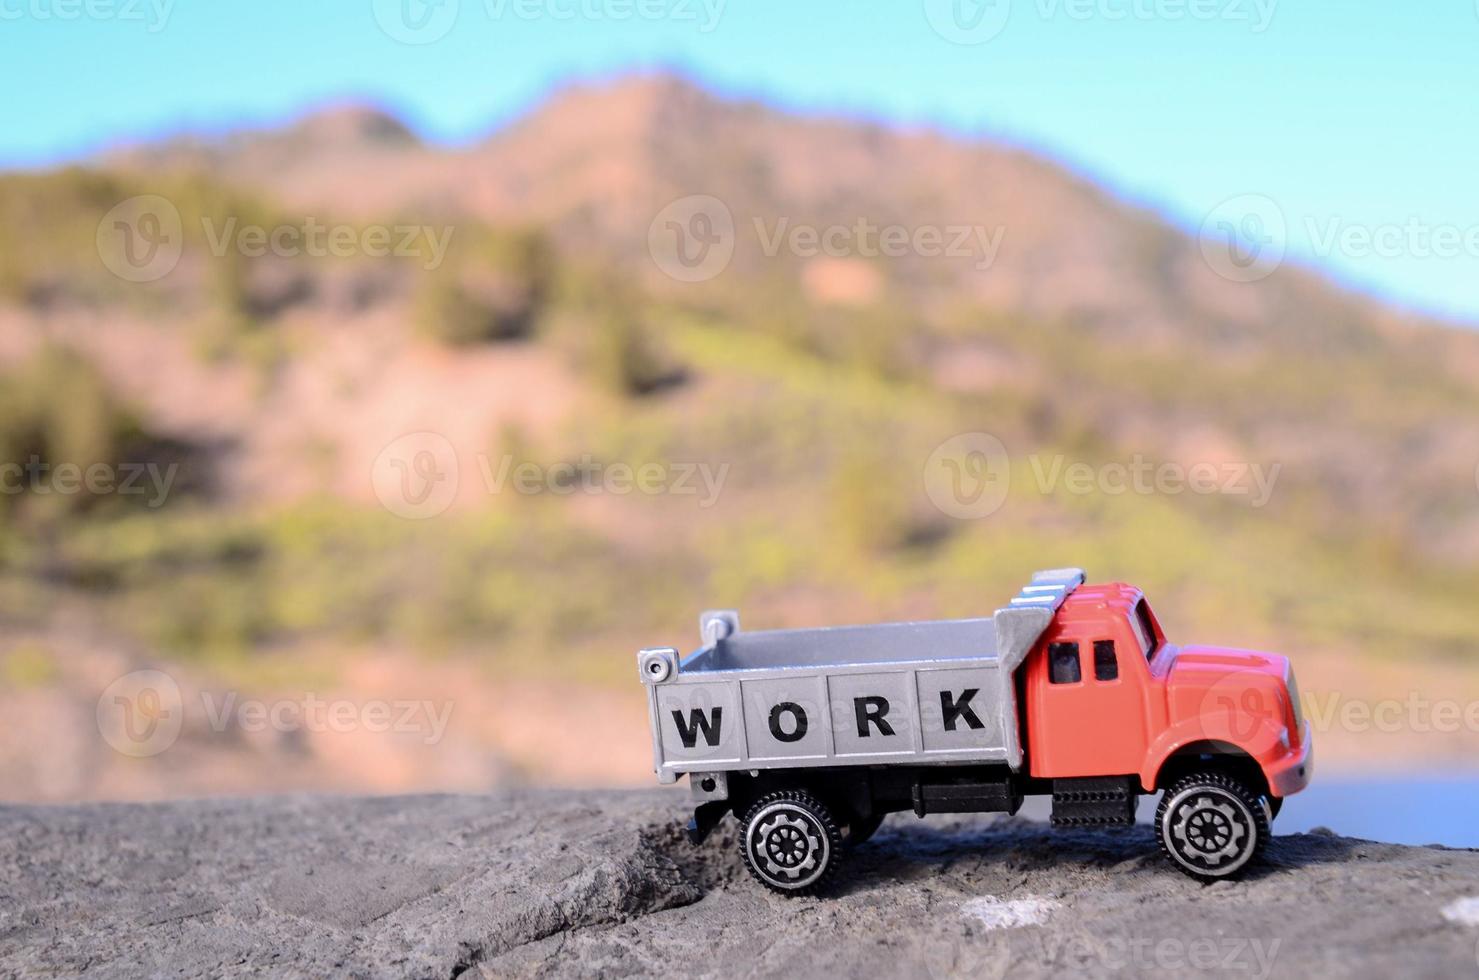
[1155,771,1270,881]
[739,789,843,895]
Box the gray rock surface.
[3,790,1478,978]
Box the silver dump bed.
[638,568,1085,783]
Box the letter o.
[768,702,808,743]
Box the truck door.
[1025,630,1149,778]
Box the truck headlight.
[1285,666,1304,737]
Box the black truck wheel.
[740,790,843,894]
[1155,772,1270,881]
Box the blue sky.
[3,0,1478,323]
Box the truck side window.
[1093,640,1119,681]
[1049,642,1081,684]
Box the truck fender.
[1138,716,1288,794]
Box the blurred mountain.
[112,75,1467,344]
[3,71,1478,695]
[95,73,1479,543]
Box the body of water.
[1013,773,1479,849]
[1266,773,1479,848]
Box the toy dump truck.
[638,568,1311,891]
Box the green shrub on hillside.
[414,229,552,345]
[0,345,151,520]
[0,169,133,306]
[828,441,919,554]
[590,307,683,397]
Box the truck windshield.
[1129,599,1160,661]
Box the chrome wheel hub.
[749,806,827,886]
[1171,794,1248,866]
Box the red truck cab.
[1024,582,1311,807]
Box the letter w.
[941,689,984,731]
[672,707,723,748]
